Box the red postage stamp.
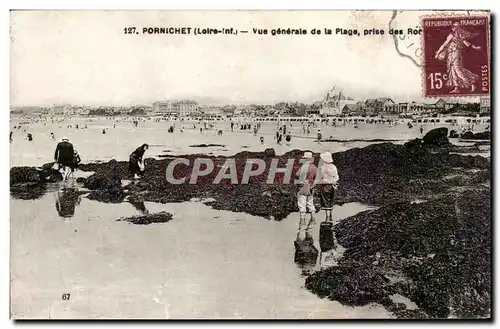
[422,15,490,97]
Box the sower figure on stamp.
[295,151,317,239]
[435,22,482,94]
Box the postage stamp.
[422,15,490,97]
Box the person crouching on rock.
[295,151,318,238]
[129,143,148,179]
[54,136,75,181]
[70,149,81,176]
[316,152,339,223]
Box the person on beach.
[317,129,322,142]
[54,137,75,181]
[10,131,12,143]
[260,136,264,144]
[26,133,33,141]
[316,152,339,223]
[277,133,283,144]
[296,152,318,237]
[102,129,106,135]
[51,132,55,140]
[129,144,148,179]
[420,126,424,134]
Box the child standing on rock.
[316,151,340,256]
[317,151,339,223]
[295,152,317,239]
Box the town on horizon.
[11,86,490,119]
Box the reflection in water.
[294,232,318,275]
[319,221,343,269]
[55,187,81,218]
[126,193,149,215]
[319,221,336,252]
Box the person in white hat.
[54,136,75,181]
[294,151,317,237]
[316,151,339,223]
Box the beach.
[10,115,491,319]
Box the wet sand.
[11,192,390,319]
[9,117,490,167]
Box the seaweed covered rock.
[10,163,63,185]
[117,211,173,225]
[264,148,276,157]
[305,261,393,307]
[306,189,491,318]
[10,182,47,200]
[461,131,490,140]
[40,163,64,182]
[10,167,42,185]
[10,164,62,199]
[404,138,423,149]
[189,144,226,148]
[332,140,490,205]
[84,160,124,203]
[422,127,449,146]
[87,187,124,203]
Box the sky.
[9,10,477,107]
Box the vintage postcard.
[10,10,491,319]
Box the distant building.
[152,100,199,116]
[407,101,426,115]
[380,98,397,113]
[153,101,171,113]
[341,104,360,115]
[52,104,71,115]
[365,97,396,115]
[201,106,223,117]
[320,87,355,116]
[308,101,322,116]
[430,98,453,113]
[398,102,409,115]
[480,97,490,115]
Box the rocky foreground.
[10,128,491,318]
[306,190,490,319]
